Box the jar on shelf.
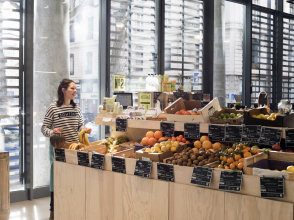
[167,83,172,92]
[162,83,168,92]
[278,99,291,114]
[164,75,169,83]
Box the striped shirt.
[41,103,85,143]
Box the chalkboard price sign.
[191,166,213,187]
[285,129,294,147]
[116,118,127,132]
[134,159,152,178]
[184,123,200,139]
[91,152,105,170]
[54,148,66,162]
[260,177,284,198]
[157,163,174,182]
[219,171,243,192]
[77,152,90,167]
[111,156,126,174]
[154,92,162,103]
[225,125,242,142]
[259,127,282,146]
[208,124,226,142]
[241,125,262,143]
[160,122,175,137]
[173,92,188,100]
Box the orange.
[218,164,224,169]
[179,135,183,138]
[203,141,212,150]
[141,137,149,146]
[200,136,209,143]
[171,137,177,141]
[154,130,163,139]
[148,137,157,146]
[168,138,172,141]
[234,154,241,161]
[243,152,252,158]
[238,158,244,163]
[158,137,168,142]
[227,157,234,165]
[176,137,182,142]
[213,142,221,150]
[191,112,197,115]
[175,111,182,115]
[256,149,261,153]
[186,140,190,143]
[180,109,186,114]
[230,163,236,169]
[182,138,187,143]
[246,147,251,151]
[250,149,257,155]
[237,162,243,170]
[192,148,199,152]
[228,148,234,152]
[196,110,201,115]
[234,161,239,166]
[184,111,191,115]
[194,140,202,149]
[225,165,230,169]
[222,156,227,162]
[242,149,249,153]
[232,144,236,148]
[146,131,154,138]
[220,156,223,161]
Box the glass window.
[284,0,294,15]
[252,0,276,9]
[86,52,93,74]
[251,10,274,104]
[110,0,156,92]
[70,54,74,75]
[87,17,94,40]
[224,1,245,105]
[164,0,203,91]
[282,17,294,103]
[0,1,23,191]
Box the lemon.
[256,115,263,119]
[171,147,177,152]
[282,170,288,172]
[160,142,166,146]
[158,150,162,153]
[252,115,257,118]
[276,113,282,116]
[161,146,168,152]
[146,148,152,153]
[154,147,160,153]
[287,166,294,172]
[154,143,160,148]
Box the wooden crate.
[0,151,9,215]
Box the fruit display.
[251,112,281,121]
[68,143,85,151]
[140,131,168,146]
[163,146,220,167]
[175,108,201,115]
[79,129,90,146]
[141,140,181,154]
[217,143,261,170]
[218,113,242,120]
[50,133,65,148]
[167,135,190,144]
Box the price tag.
[134,159,152,178]
[77,152,90,167]
[157,163,174,182]
[219,171,243,192]
[260,176,284,198]
[54,148,66,162]
[208,124,225,142]
[190,166,213,187]
[91,152,105,170]
[184,123,200,139]
[259,127,282,146]
[225,125,242,142]
[241,125,261,143]
[111,156,126,174]
[285,129,294,147]
[160,122,175,138]
[116,118,127,132]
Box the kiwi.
[194,152,199,157]
[203,154,207,159]
[214,157,219,161]
[205,161,209,165]
[193,160,199,165]
[183,155,188,160]
[215,152,220,157]
[183,162,188,166]
[199,151,205,156]
[208,158,214,163]
[182,158,188,162]
[187,147,192,151]
[178,161,183,166]
[197,156,204,161]
[191,164,195,167]
[168,161,172,164]
[174,153,179,156]
[188,159,192,163]
[172,160,177,164]
[198,161,205,166]
[199,148,205,151]
[191,155,196,161]
[189,150,194,154]
[186,152,190,156]
[187,162,192,167]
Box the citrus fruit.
[141,137,149,146]
[154,130,163,139]
[203,140,212,150]
[200,136,209,143]
[146,131,154,138]
[148,137,157,146]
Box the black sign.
[259,127,282,146]
[54,148,66,162]
[285,129,294,147]
[241,125,262,143]
[173,92,188,100]
[184,123,200,139]
[191,166,213,187]
[154,92,162,103]
[259,92,268,106]
[157,163,174,182]
[134,159,152,178]
[193,93,203,101]
[219,171,243,191]
[111,156,126,174]
[160,122,175,137]
[91,152,105,170]
[260,177,284,198]
[208,124,226,142]
[77,152,90,167]
[225,125,242,142]
[116,118,127,132]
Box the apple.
[272,144,281,151]
[286,148,294,153]
[280,149,286,152]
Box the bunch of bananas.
[68,143,85,151]
[105,135,128,153]
[79,129,90,146]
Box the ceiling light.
[116,22,125,28]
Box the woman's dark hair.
[56,78,77,108]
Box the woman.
[41,79,91,220]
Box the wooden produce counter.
[0,151,9,215]
[54,161,294,220]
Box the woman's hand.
[51,128,62,135]
[84,127,92,134]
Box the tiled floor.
[0,197,51,220]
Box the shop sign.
[191,166,213,187]
[113,75,126,91]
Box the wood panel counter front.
[54,161,294,220]
[0,151,9,215]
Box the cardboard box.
[210,109,244,125]
[164,97,221,123]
